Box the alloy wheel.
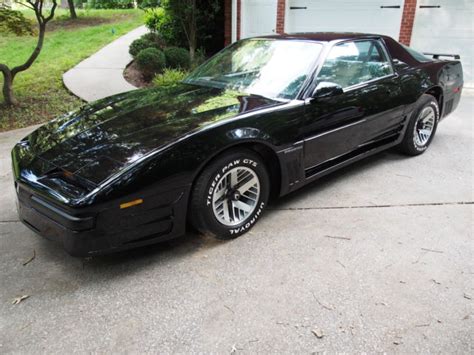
[212,167,260,226]
[413,106,436,147]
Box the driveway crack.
[270,201,473,211]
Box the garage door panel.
[241,0,277,39]
[411,0,473,87]
[286,0,404,40]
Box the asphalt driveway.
[0,96,472,353]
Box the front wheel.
[398,94,439,156]
[189,149,270,240]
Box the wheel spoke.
[230,169,239,187]
[232,200,252,213]
[213,186,226,202]
[227,199,234,222]
[419,129,431,138]
[236,175,258,195]
[222,199,230,222]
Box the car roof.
[258,32,390,42]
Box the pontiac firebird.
[12,33,463,256]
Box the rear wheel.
[398,94,439,156]
[190,149,270,240]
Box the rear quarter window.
[401,44,432,63]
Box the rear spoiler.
[423,52,461,60]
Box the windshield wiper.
[185,76,226,87]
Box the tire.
[190,149,270,240]
[398,94,439,156]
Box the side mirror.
[392,59,409,72]
[312,82,344,99]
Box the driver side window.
[317,40,394,89]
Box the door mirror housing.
[312,82,344,99]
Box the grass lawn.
[0,9,144,131]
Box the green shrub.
[144,7,187,48]
[141,32,165,48]
[129,38,153,57]
[153,68,188,87]
[136,47,166,78]
[164,47,191,69]
[0,9,34,36]
[144,7,165,32]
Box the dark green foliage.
[86,0,134,9]
[129,38,153,57]
[163,0,222,58]
[164,47,191,69]
[141,32,165,48]
[144,7,187,48]
[153,68,188,87]
[0,9,35,36]
[136,47,166,77]
[137,0,161,9]
[193,48,207,67]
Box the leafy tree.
[0,0,57,106]
[163,0,220,60]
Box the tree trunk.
[0,66,17,106]
[189,43,195,61]
[67,0,77,19]
[189,0,196,61]
[0,1,57,107]
[1,23,47,106]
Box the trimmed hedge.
[164,47,191,69]
[141,32,165,47]
[136,47,166,77]
[129,38,154,57]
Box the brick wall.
[276,0,286,34]
[236,0,241,40]
[224,0,231,45]
[399,0,417,45]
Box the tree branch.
[11,0,57,76]
[16,1,35,11]
[44,0,57,23]
[0,64,10,76]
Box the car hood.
[19,84,283,186]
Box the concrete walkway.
[63,26,148,102]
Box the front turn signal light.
[120,199,143,209]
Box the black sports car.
[12,33,463,256]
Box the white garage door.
[411,0,474,88]
[286,0,405,40]
[241,0,278,39]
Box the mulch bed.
[48,14,133,31]
[123,61,152,88]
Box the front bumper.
[16,182,190,256]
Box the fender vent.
[286,160,301,186]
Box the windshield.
[184,39,323,100]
